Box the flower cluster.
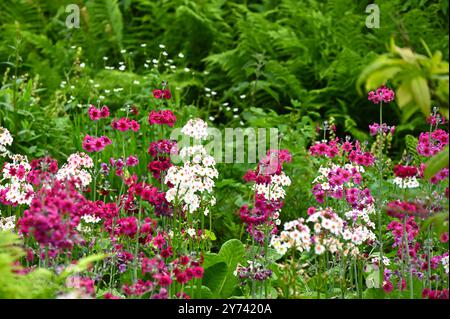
[56,152,93,189]
[165,147,218,214]
[367,86,395,104]
[88,105,110,121]
[427,113,446,126]
[385,200,428,219]
[239,149,292,243]
[422,288,449,299]
[270,218,311,255]
[148,110,176,127]
[309,139,375,166]
[306,208,344,254]
[392,164,420,189]
[17,180,89,251]
[181,119,209,140]
[0,127,13,157]
[111,118,140,132]
[0,214,15,231]
[82,135,112,153]
[0,154,34,205]
[147,140,177,180]
[311,163,367,204]
[369,123,395,136]
[417,129,449,157]
[235,260,273,282]
[153,89,171,100]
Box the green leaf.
[424,145,449,179]
[203,262,228,298]
[410,76,431,116]
[203,239,245,298]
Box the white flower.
[186,228,196,237]
[315,244,325,255]
[81,214,101,224]
[442,255,449,274]
[181,118,209,140]
[0,215,16,231]
[392,177,419,189]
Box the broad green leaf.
[396,83,413,108]
[424,145,449,179]
[410,76,431,115]
[203,262,228,298]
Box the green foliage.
[0,231,106,299]
[358,39,449,119]
[203,239,245,298]
[424,145,449,179]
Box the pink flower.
[100,106,110,118]
[130,120,140,132]
[88,105,101,121]
[153,89,163,99]
[126,155,139,167]
[148,110,176,127]
[162,90,172,99]
[382,281,394,294]
[368,86,395,104]
[89,105,110,121]
[82,135,111,152]
[116,118,131,132]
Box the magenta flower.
[368,86,395,104]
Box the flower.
[153,89,171,100]
[56,152,93,189]
[126,155,139,167]
[417,129,449,157]
[111,118,140,132]
[181,119,208,140]
[82,135,112,153]
[368,86,395,104]
[88,105,110,121]
[148,110,176,127]
[369,123,395,136]
[0,127,13,157]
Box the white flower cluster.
[270,218,311,255]
[254,173,291,201]
[442,255,449,274]
[307,209,345,254]
[392,176,420,189]
[0,214,15,231]
[165,119,218,214]
[342,225,376,246]
[342,204,376,255]
[181,118,209,140]
[76,214,101,233]
[56,152,93,189]
[0,127,13,157]
[0,154,33,205]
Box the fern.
[404,134,421,165]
